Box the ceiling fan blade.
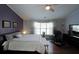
[40,4,58,12]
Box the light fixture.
[43,4,55,12]
[45,5,51,10]
[22,30,27,34]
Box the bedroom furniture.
[0,35,7,52]
[3,33,49,54]
[53,30,64,46]
[0,34,40,54]
[45,35,53,41]
[44,44,48,54]
[0,50,40,54]
[64,34,79,47]
[64,24,79,47]
[42,32,46,37]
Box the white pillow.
[16,34,22,38]
[2,41,7,46]
[5,34,13,40]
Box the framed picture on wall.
[13,22,17,28]
[2,20,11,28]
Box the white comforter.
[3,34,49,54]
[14,34,48,45]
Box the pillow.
[5,32,22,40]
[2,41,7,46]
[13,35,19,38]
[16,34,22,38]
[5,34,13,40]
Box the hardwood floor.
[48,41,79,54]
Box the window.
[34,22,54,35]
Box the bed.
[3,34,49,54]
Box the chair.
[54,30,64,46]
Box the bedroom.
[0,4,79,54]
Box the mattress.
[13,34,49,45]
[3,34,49,54]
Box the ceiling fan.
[41,4,56,12]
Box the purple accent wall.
[0,4,23,35]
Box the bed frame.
[0,32,41,54]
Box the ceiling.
[7,4,79,21]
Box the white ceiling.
[7,4,79,21]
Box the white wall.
[65,9,79,33]
[23,8,79,34]
[23,19,66,34]
[53,19,66,33]
[23,20,34,34]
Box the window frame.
[34,22,54,35]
